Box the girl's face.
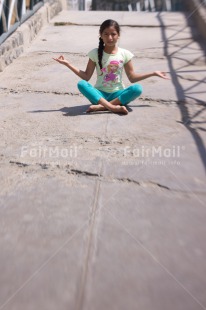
[100,26,119,47]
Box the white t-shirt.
[88,47,134,93]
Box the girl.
[53,19,169,115]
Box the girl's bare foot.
[86,104,128,115]
[86,105,107,113]
[112,105,128,115]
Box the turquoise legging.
[77,80,143,106]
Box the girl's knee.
[77,80,88,91]
[132,84,143,96]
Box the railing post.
[0,0,44,44]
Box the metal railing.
[128,0,183,11]
[89,0,183,11]
[68,0,184,10]
[0,0,44,45]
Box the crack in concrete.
[8,160,206,195]
[29,50,165,60]
[120,177,170,190]
[142,96,206,106]
[0,87,80,96]
[0,87,178,104]
[70,168,100,178]
[29,50,87,57]
[9,160,29,167]
[53,22,171,28]
[142,96,178,105]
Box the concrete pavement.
[0,10,206,310]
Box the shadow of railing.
[157,12,206,172]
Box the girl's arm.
[53,55,96,81]
[124,60,169,83]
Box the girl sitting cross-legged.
[53,19,169,115]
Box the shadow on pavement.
[157,12,206,172]
[27,104,152,116]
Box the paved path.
[0,10,206,310]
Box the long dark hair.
[98,19,120,71]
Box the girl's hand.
[53,55,69,66]
[154,71,170,79]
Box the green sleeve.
[88,48,98,63]
[124,49,134,64]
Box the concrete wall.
[0,0,67,72]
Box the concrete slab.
[0,10,206,310]
[0,175,95,310]
[81,182,206,310]
[51,10,188,27]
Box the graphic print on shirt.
[101,60,124,88]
